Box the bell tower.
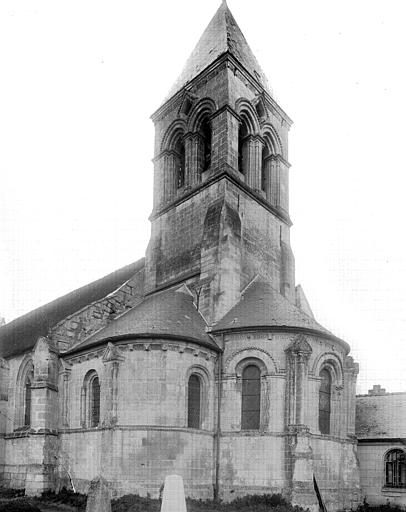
[146,1,294,323]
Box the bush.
[0,488,25,499]
[0,498,42,512]
[41,488,87,510]
[110,493,308,512]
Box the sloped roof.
[67,287,219,354]
[165,1,272,101]
[0,259,144,359]
[212,280,341,342]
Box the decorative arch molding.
[184,364,211,430]
[261,122,284,157]
[235,98,261,134]
[15,354,34,429]
[312,352,344,388]
[225,347,278,376]
[187,97,217,132]
[160,119,188,151]
[80,369,101,428]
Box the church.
[0,2,404,511]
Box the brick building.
[0,2,402,510]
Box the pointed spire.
[164,2,272,101]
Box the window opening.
[385,450,406,488]
[319,368,331,434]
[241,365,260,430]
[188,374,201,428]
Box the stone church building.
[0,2,404,510]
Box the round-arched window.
[187,374,201,429]
[241,365,260,430]
[319,368,332,434]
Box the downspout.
[213,333,224,501]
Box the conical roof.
[67,287,219,354]
[212,280,346,346]
[166,1,272,101]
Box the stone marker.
[86,475,112,512]
[161,474,187,512]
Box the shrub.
[0,498,42,512]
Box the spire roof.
[165,2,272,100]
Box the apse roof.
[165,1,272,101]
[212,280,341,342]
[0,259,144,359]
[67,287,219,354]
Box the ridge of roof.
[66,286,220,355]
[212,280,348,348]
[0,259,145,359]
[164,2,272,102]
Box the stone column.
[61,365,71,428]
[102,343,125,427]
[245,136,263,191]
[344,356,359,437]
[269,155,280,208]
[26,337,60,496]
[0,358,9,434]
[284,336,318,511]
[278,156,290,213]
[263,155,272,202]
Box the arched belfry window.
[201,118,212,172]
[81,370,101,428]
[385,449,406,488]
[24,369,34,427]
[187,374,201,429]
[174,138,185,188]
[319,368,332,434]
[241,364,261,430]
[238,121,248,175]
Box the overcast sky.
[1,0,405,393]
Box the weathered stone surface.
[86,476,111,512]
[161,475,187,512]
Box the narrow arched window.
[82,370,101,428]
[385,449,406,488]
[319,369,331,434]
[201,118,212,172]
[90,376,100,427]
[187,374,201,429]
[24,370,33,427]
[241,365,260,430]
[175,138,185,188]
[238,122,248,175]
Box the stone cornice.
[211,324,350,354]
[63,338,219,364]
[150,170,293,226]
[58,425,215,436]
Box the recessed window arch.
[15,357,34,430]
[81,370,101,428]
[24,369,34,427]
[238,121,249,175]
[187,373,202,429]
[241,364,261,430]
[318,368,332,434]
[385,449,406,488]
